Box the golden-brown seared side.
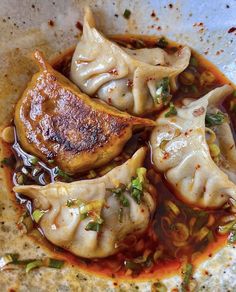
[14,51,155,174]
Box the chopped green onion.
[123,9,131,19]
[0,254,19,268]
[85,221,103,232]
[16,173,25,185]
[48,159,55,164]
[218,219,236,235]
[165,102,177,117]
[26,260,43,273]
[28,156,38,165]
[124,260,141,271]
[111,185,130,207]
[181,263,193,292]
[156,37,169,48]
[154,77,171,105]
[205,111,225,127]
[190,56,198,67]
[66,199,74,207]
[54,167,72,182]
[47,258,64,269]
[130,167,147,204]
[228,230,236,243]
[32,209,45,223]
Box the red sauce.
[1,35,236,281]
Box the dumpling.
[150,85,236,209]
[14,51,155,174]
[70,7,191,115]
[13,147,156,258]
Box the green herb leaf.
[47,258,64,269]
[111,185,130,207]
[154,77,171,105]
[181,263,193,292]
[165,102,177,117]
[124,260,141,271]
[123,9,131,19]
[205,112,225,127]
[156,37,168,48]
[54,167,72,182]
[26,260,43,273]
[28,156,38,165]
[130,168,147,204]
[32,209,45,223]
[0,254,19,268]
[85,221,103,232]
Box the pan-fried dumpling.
[14,148,156,258]
[70,7,191,115]
[14,51,155,174]
[150,85,236,209]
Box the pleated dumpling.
[14,148,156,258]
[70,7,191,115]
[150,85,236,209]
[14,51,155,174]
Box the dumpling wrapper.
[70,7,191,115]
[150,85,236,209]
[14,147,156,258]
[14,51,155,174]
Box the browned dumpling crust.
[14,51,155,174]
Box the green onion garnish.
[154,77,171,105]
[123,9,131,19]
[165,102,177,117]
[85,221,103,232]
[54,167,72,182]
[28,156,38,165]
[130,167,147,204]
[205,111,226,127]
[47,258,64,269]
[181,263,193,291]
[26,260,43,273]
[32,209,45,223]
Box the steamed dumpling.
[14,51,155,174]
[14,148,156,258]
[150,85,236,209]
[70,7,191,115]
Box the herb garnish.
[111,185,130,207]
[0,253,64,272]
[123,9,131,19]
[165,102,177,117]
[154,77,171,105]
[130,167,147,204]
[54,167,72,182]
[205,111,225,127]
[85,221,103,232]
[156,37,168,48]
[32,209,45,223]
[181,263,193,292]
